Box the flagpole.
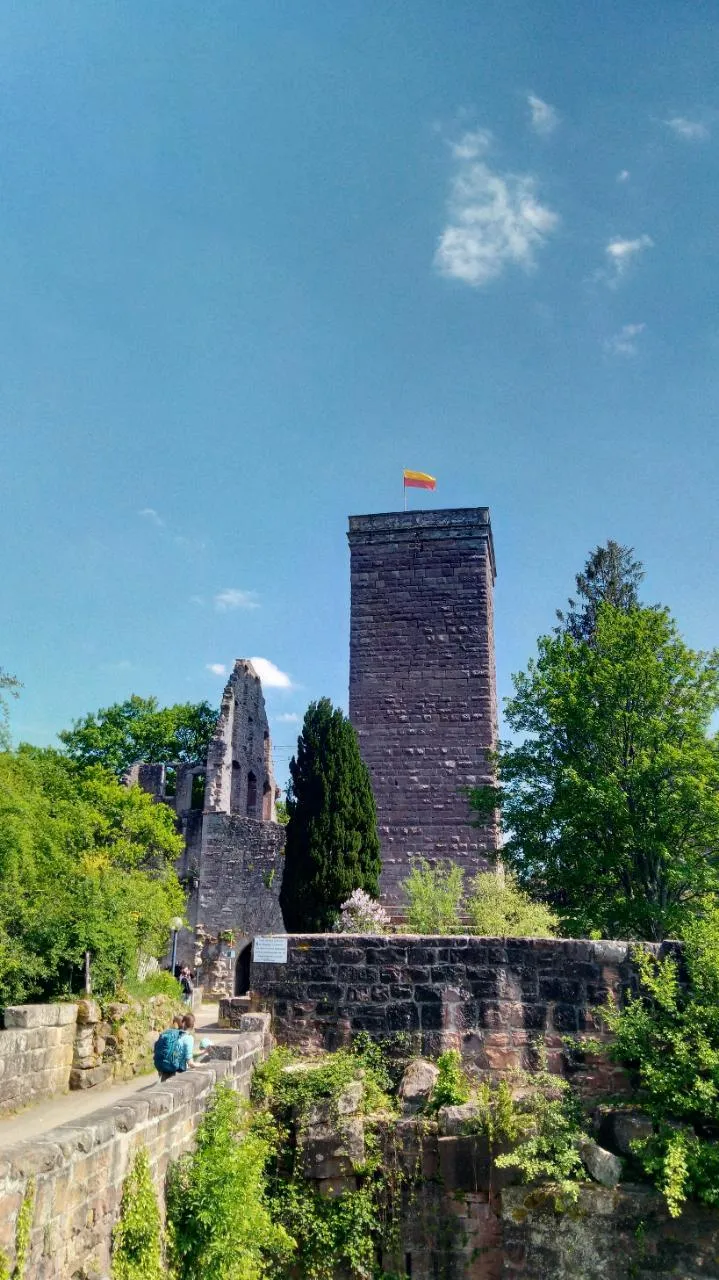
[404,474,407,512]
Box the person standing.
[179,966,194,1006]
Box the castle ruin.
[126,659,285,993]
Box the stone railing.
[0,1019,270,1279]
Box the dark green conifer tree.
[280,698,381,931]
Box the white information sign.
[253,936,288,964]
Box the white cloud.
[600,234,653,286]
[616,169,630,183]
[189,595,204,606]
[275,712,300,724]
[250,657,293,689]
[214,588,260,612]
[434,129,559,288]
[528,94,560,137]
[206,663,228,676]
[604,323,646,357]
[665,116,709,141]
[139,507,164,527]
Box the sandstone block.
[579,1139,622,1188]
[3,1004,58,1029]
[69,1064,112,1091]
[398,1058,440,1113]
[77,999,101,1026]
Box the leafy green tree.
[280,699,381,931]
[466,871,557,938]
[0,746,184,1003]
[166,1083,293,1280]
[555,540,644,642]
[402,859,464,933]
[471,605,719,940]
[0,667,21,751]
[59,695,217,775]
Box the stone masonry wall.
[251,934,673,1083]
[348,509,499,905]
[0,1026,267,1280]
[192,814,286,988]
[0,1004,78,1115]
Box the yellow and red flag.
[403,469,436,491]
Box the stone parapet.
[0,1031,265,1278]
[251,934,676,1084]
[0,1004,78,1115]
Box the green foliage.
[403,859,464,934]
[555,540,644,642]
[427,1050,470,1111]
[466,870,558,938]
[166,1083,293,1280]
[494,1074,587,1207]
[0,668,21,752]
[11,1177,35,1279]
[280,699,381,931]
[274,797,289,826]
[120,971,183,1001]
[471,604,719,940]
[0,746,184,1004]
[112,1148,165,1280]
[251,1043,393,1119]
[605,911,719,1214]
[268,1179,377,1280]
[59,695,217,776]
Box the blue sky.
[2,1,718,784]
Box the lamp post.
[170,916,184,976]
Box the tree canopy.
[280,699,381,931]
[59,695,218,775]
[0,745,184,1003]
[0,667,21,751]
[555,540,644,642]
[471,604,719,940]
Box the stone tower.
[348,508,499,904]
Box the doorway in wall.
[235,942,252,995]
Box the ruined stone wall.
[0,1004,78,1115]
[251,934,672,1082]
[348,509,499,905]
[0,1028,267,1280]
[205,659,278,820]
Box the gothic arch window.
[246,771,258,817]
[230,760,242,812]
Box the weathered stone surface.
[398,1058,439,1112]
[348,508,499,903]
[437,1102,482,1136]
[76,999,101,1026]
[69,1064,112,1091]
[580,1139,623,1187]
[252,933,667,1083]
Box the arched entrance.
[235,942,252,995]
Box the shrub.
[111,1148,164,1280]
[166,1082,293,1280]
[466,870,558,938]
[334,889,391,934]
[403,859,464,934]
[605,911,719,1215]
[428,1050,471,1111]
